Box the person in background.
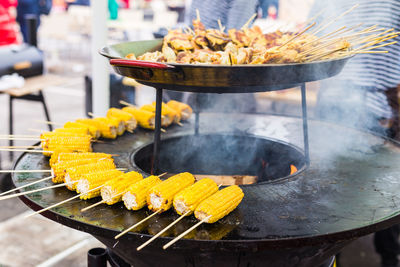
[258,0,279,19]
[309,1,400,267]
[16,0,39,42]
[0,0,20,45]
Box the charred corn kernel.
[51,158,101,183]
[42,136,92,157]
[147,172,195,212]
[107,108,138,132]
[122,107,157,130]
[140,104,173,127]
[64,159,115,191]
[64,121,100,139]
[194,185,244,223]
[49,152,112,167]
[122,175,162,210]
[76,118,117,139]
[77,169,124,200]
[101,171,143,205]
[94,117,125,136]
[54,127,90,136]
[167,100,193,120]
[173,178,218,216]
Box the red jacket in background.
[0,0,20,46]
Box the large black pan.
[100,39,352,93]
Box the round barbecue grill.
[11,40,400,267]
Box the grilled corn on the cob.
[122,175,162,210]
[51,158,102,183]
[64,121,100,139]
[194,185,244,223]
[94,117,125,136]
[53,127,90,136]
[147,172,195,212]
[107,108,138,132]
[76,118,117,139]
[122,107,157,130]
[77,169,124,200]
[101,171,143,205]
[141,104,175,127]
[64,159,116,191]
[173,178,218,215]
[49,152,112,167]
[167,100,193,120]
[42,135,92,156]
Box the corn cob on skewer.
[160,102,181,124]
[76,169,124,200]
[141,104,173,127]
[42,136,92,156]
[101,171,143,205]
[53,127,90,136]
[122,107,157,130]
[107,108,138,132]
[64,159,116,190]
[64,121,100,139]
[194,185,244,223]
[49,152,113,167]
[173,178,218,216]
[167,100,193,120]
[147,172,195,212]
[76,118,117,139]
[51,157,104,183]
[123,175,161,210]
[94,117,125,136]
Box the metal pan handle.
[110,59,175,70]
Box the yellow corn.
[76,118,117,139]
[167,100,193,120]
[64,121,100,139]
[94,117,125,136]
[122,107,157,130]
[51,157,102,183]
[122,175,161,210]
[49,152,112,167]
[53,127,90,136]
[173,178,218,216]
[194,185,244,223]
[160,102,181,124]
[147,172,195,212]
[101,171,143,205]
[141,104,174,127]
[77,169,124,200]
[107,108,138,132]
[41,136,92,157]
[64,159,116,191]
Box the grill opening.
[132,134,306,184]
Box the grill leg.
[151,88,163,175]
[9,95,14,161]
[87,248,107,267]
[39,91,53,131]
[194,94,200,135]
[301,83,310,164]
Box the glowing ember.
[290,164,298,175]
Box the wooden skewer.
[196,8,200,21]
[0,137,41,140]
[241,13,257,30]
[353,50,388,54]
[0,182,74,201]
[0,169,51,173]
[312,4,359,36]
[163,215,211,250]
[356,41,397,52]
[24,185,103,219]
[27,128,45,133]
[0,149,51,153]
[277,22,316,50]
[35,120,63,126]
[217,19,225,33]
[304,8,326,26]
[177,122,183,127]
[137,210,191,251]
[81,191,126,212]
[158,172,168,177]
[0,145,41,149]
[115,210,162,239]
[0,175,53,196]
[161,128,167,133]
[119,100,135,107]
[0,134,39,138]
